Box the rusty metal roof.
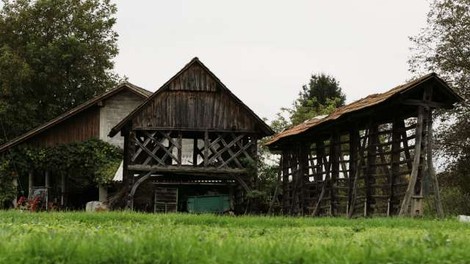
[266,73,463,147]
[0,82,151,153]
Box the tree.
[0,0,119,144]
[408,0,470,214]
[272,73,346,132]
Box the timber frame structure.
[110,57,274,211]
[266,73,462,217]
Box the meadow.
[0,211,469,264]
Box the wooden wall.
[31,107,100,147]
[132,63,257,132]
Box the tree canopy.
[0,0,119,144]
[271,73,346,132]
[409,0,470,214]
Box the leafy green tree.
[408,0,470,214]
[0,0,119,144]
[258,74,345,213]
[272,73,346,132]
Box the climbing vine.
[0,139,122,206]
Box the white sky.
[113,0,430,122]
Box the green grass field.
[0,211,469,264]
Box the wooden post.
[315,141,325,182]
[299,143,309,215]
[12,176,18,208]
[365,125,378,216]
[398,120,413,171]
[98,184,108,202]
[177,131,182,166]
[330,133,340,216]
[28,171,33,198]
[204,130,209,167]
[61,174,66,207]
[312,146,332,217]
[348,129,369,218]
[399,106,425,216]
[426,109,444,217]
[193,138,198,166]
[45,171,50,211]
[348,129,359,216]
[123,129,132,209]
[268,157,282,215]
[282,152,290,214]
[389,120,401,216]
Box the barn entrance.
[151,175,236,213]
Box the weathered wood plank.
[128,165,247,175]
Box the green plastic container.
[187,195,231,213]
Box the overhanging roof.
[109,57,274,137]
[266,73,463,148]
[0,82,151,153]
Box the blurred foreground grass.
[0,211,469,263]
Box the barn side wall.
[99,91,146,148]
[32,107,100,147]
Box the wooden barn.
[266,73,462,217]
[109,57,274,213]
[0,82,151,209]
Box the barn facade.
[266,74,462,217]
[109,58,274,213]
[0,83,151,209]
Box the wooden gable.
[113,58,273,136]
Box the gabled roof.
[109,57,274,137]
[266,73,463,147]
[0,82,151,153]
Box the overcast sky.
[113,0,430,122]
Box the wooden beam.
[60,174,66,206]
[389,119,401,216]
[426,110,444,217]
[193,138,198,166]
[177,131,182,166]
[28,170,33,198]
[299,143,309,215]
[131,132,155,162]
[268,159,282,215]
[282,152,290,214]
[331,133,340,216]
[123,130,131,192]
[348,129,359,216]
[400,99,448,109]
[399,106,425,216]
[348,129,369,218]
[204,130,209,167]
[134,137,166,166]
[152,181,237,186]
[365,125,378,216]
[128,171,153,210]
[398,120,414,171]
[128,164,247,175]
[312,146,332,216]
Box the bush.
[440,187,470,216]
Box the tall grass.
[0,211,469,263]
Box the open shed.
[266,73,462,217]
[110,57,274,212]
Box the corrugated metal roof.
[266,73,463,147]
[0,82,151,153]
